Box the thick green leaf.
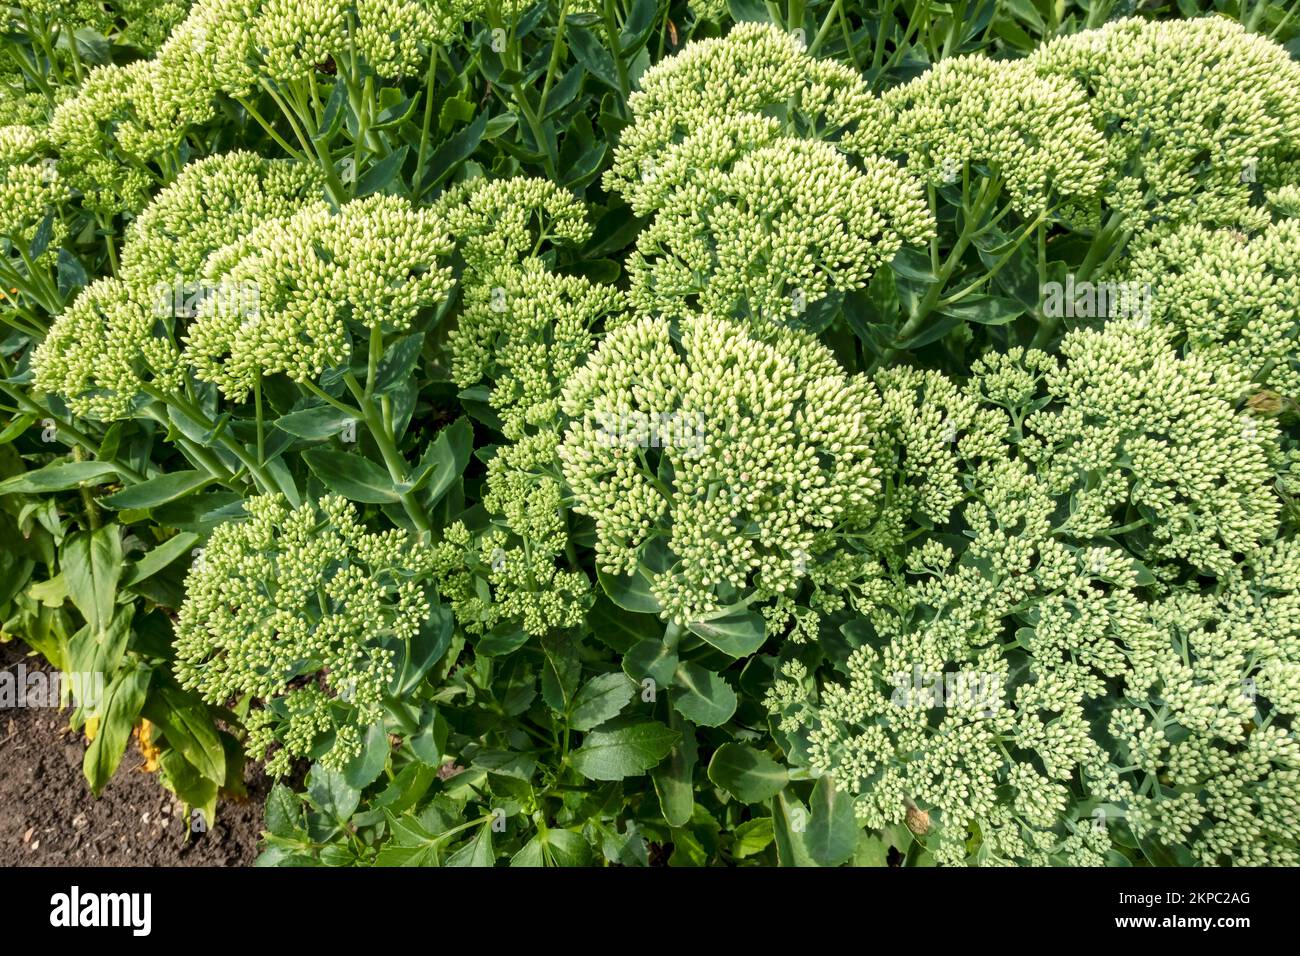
[307,766,361,824]
[568,25,622,91]
[569,672,636,731]
[356,146,408,197]
[671,661,737,727]
[804,775,859,867]
[597,564,661,614]
[445,823,495,867]
[265,783,300,838]
[622,638,677,689]
[142,684,227,785]
[62,527,122,634]
[687,606,766,658]
[83,665,151,795]
[342,723,389,789]
[0,460,118,494]
[99,470,212,510]
[772,791,817,867]
[733,817,776,859]
[651,708,697,827]
[569,721,679,781]
[275,405,358,441]
[302,449,400,503]
[413,418,472,508]
[122,532,200,589]
[707,743,789,804]
[939,293,1025,326]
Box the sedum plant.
[4,1,1299,871]
[558,312,884,631]
[174,494,438,777]
[769,322,1295,866]
[606,22,933,326]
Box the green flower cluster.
[432,177,612,639]
[175,494,436,777]
[606,22,933,324]
[32,275,179,420]
[162,0,481,99]
[1128,215,1300,401]
[768,322,1294,865]
[185,193,453,400]
[0,124,66,240]
[49,56,215,213]
[121,149,322,292]
[1031,15,1300,231]
[33,150,323,418]
[875,53,1107,219]
[558,312,883,629]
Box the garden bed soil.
[0,642,268,866]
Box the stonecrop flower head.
[1104,538,1300,866]
[606,21,882,212]
[606,21,932,326]
[122,150,323,294]
[1031,15,1300,231]
[1003,321,1283,578]
[558,313,884,628]
[451,258,624,441]
[626,137,933,324]
[184,193,454,401]
[1126,215,1300,401]
[175,494,438,777]
[432,431,594,639]
[13,1,191,55]
[170,0,479,99]
[769,348,1297,863]
[434,175,593,275]
[33,277,183,421]
[874,54,1107,219]
[0,125,67,240]
[50,57,215,214]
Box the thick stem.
[342,373,432,538]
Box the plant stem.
[342,373,432,538]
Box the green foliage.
[1,0,1298,868]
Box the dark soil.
[0,642,268,866]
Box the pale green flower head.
[33,276,184,421]
[606,21,884,212]
[1010,321,1283,578]
[13,1,190,54]
[0,125,67,239]
[450,258,624,441]
[558,313,885,626]
[433,429,594,639]
[606,23,932,326]
[1127,216,1300,400]
[626,135,933,325]
[875,53,1107,218]
[434,175,593,275]
[1032,16,1300,230]
[173,0,479,98]
[184,193,454,401]
[122,149,323,294]
[770,444,1297,864]
[175,494,437,776]
[50,58,215,213]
